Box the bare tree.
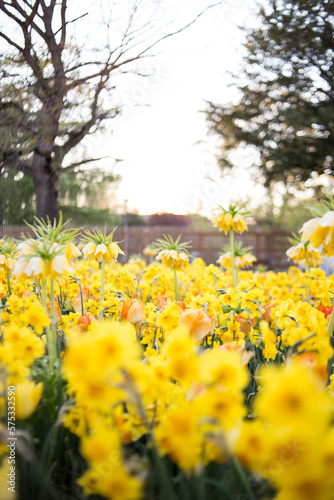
[0,0,220,221]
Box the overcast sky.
[0,0,267,217]
[87,0,266,217]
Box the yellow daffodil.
[4,216,334,499]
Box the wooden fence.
[0,224,292,270]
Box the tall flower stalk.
[81,226,124,319]
[155,234,191,301]
[213,201,250,288]
[143,243,159,263]
[13,215,80,374]
[217,241,257,284]
[230,228,237,287]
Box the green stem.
[327,304,334,338]
[42,279,56,374]
[305,257,310,302]
[173,263,178,301]
[6,272,11,296]
[194,475,206,500]
[230,228,237,287]
[50,278,59,357]
[231,456,256,500]
[80,286,84,316]
[135,323,140,342]
[99,257,105,320]
[50,277,55,326]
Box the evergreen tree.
[206,0,334,189]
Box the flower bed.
[1,207,334,500]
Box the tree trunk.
[31,151,59,222]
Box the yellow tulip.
[15,380,43,420]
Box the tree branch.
[61,156,109,172]
[1,151,32,176]
[54,12,88,39]
[59,0,67,49]
[0,32,24,52]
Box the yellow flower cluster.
[236,361,334,500]
[213,212,248,234]
[286,241,322,267]
[1,212,334,499]
[217,251,257,269]
[156,249,189,270]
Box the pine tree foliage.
[206,0,334,188]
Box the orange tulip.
[121,298,145,324]
[218,342,243,353]
[46,301,62,323]
[72,297,82,314]
[175,301,187,312]
[157,295,186,314]
[235,314,255,336]
[81,286,90,301]
[218,342,255,365]
[76,314,95,331]
[180,308,214,342]
[72,286,91,313]
[157,295,170,311]
[294,352,328,386]
[263,301,276,322]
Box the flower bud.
[15,380,43,420]
[121,299,145,325]
[180,309,214,342]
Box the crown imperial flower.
[81,227,124,262]
[213,201,249,234]
[155,234,191,270]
